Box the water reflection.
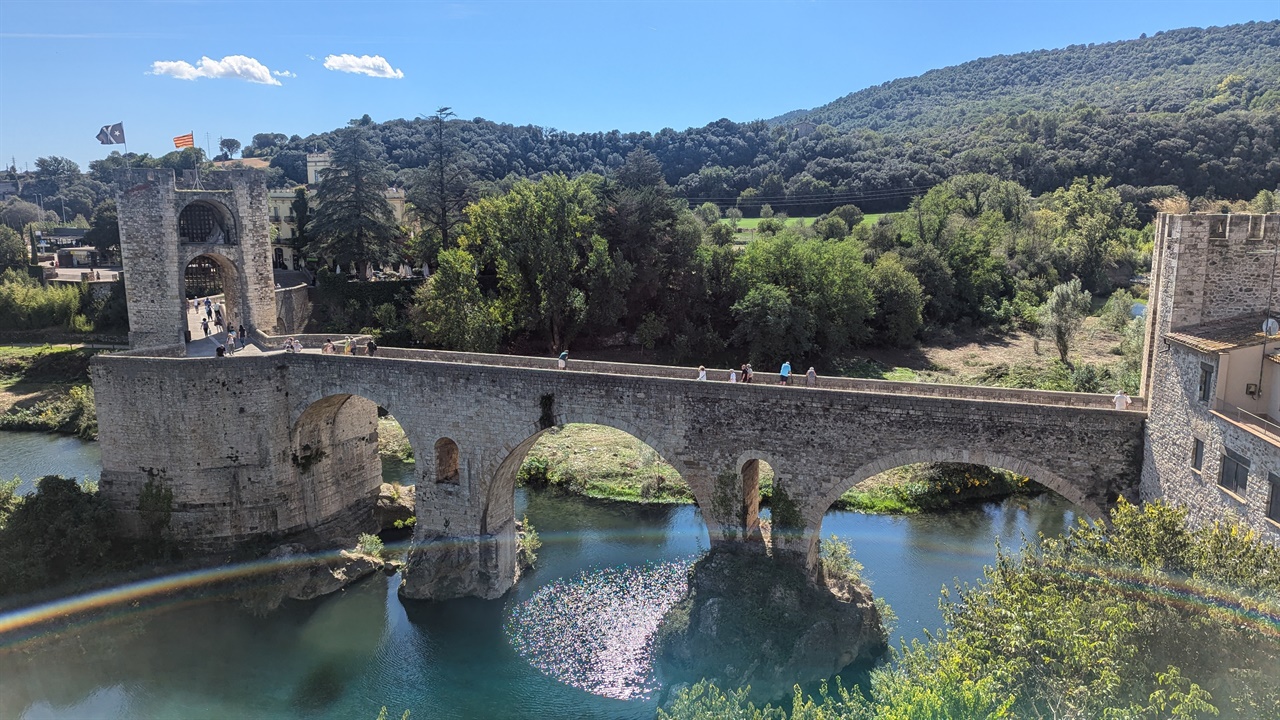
[508,559,694,700]
[0,485,1078,718]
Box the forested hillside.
[229,21,1280,215]
[780,21,1280,131]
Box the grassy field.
[730,212,890,242]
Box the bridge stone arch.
[482,412,713,538]
[177,196,239,245]
[288,393,389,538]
[736,450,783,549]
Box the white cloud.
[149,55,282,85]
[322,54,404,79]
[273,70,296,78]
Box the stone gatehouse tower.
[1142,212,1280,542]
[114,168,277,352]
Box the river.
[0,436,1077,719]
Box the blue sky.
[1,0,1276,170]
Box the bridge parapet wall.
[372,347,1143,411]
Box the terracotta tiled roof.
[1166,314,1277,353]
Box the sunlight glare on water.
[506,558,695,700]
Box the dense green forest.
[3,22,1276,234]
[217,21,1280,215]
[781,21,1280,131]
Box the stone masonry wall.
[94,350,1146,598]
[1142,213,1280,543]
[114,169,279,352]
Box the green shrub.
[516,455,552,488]
[517,515,541,568]
[820,534,865,584]
[0,475,119,596]
[663,500,1280,719]
[357,533,385,558]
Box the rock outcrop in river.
[655,547,888,701]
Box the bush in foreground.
[660,500,1280,719]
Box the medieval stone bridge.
[92,346,1146,601]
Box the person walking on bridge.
[558,350,569,370]
[780,360,792,385]
[697,365,707,380]
[806,366,817,387]
[1113,390,1133,411]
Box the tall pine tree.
[305,124,398,277]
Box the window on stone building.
[1198,363,1215,403]
[1218,448,1249,496]
[1209,216,1228,239]
[435,438,460,484]
[1191,438,1204,471]
[1268,472,1280,523]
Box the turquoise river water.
[0,433,1077,719]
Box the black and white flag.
[96,122,126,145]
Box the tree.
[870,253,924,346]
[1041,278,1092,365]
[731,283,814,365]
[218,138,241,159]
[289,188,310,247]
[694,202,721,224]
[827,204,864,228]
[305,125,399,277]
[407,248,501,351]
[0,226,27,266]
[0,198,42,231]
[465,174,599,350]
[407,107,476,255]
[83,199,120,260]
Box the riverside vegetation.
[659,500,1280,719]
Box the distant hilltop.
[770,21,1280,132]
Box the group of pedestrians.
[694,360,816,386]
[320,337,378,356]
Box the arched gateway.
[94,168,1147,602]
[114,169,276,351]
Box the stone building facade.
[1141,213,1280,542]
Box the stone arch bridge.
[92,348,1146,601]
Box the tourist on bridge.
[806,367,817,387]
[1113,390,1133,411]
[729,368,738,383]
[743,364,753,383]
[780,360,792,385]
[227,330,237,353]
[366,339,378,356]
[215,345,226,358]
[238,324,247,343]
[558,350,569,370]
[322,339,334,354]
[697,365,707,380]
[200,318,209,337]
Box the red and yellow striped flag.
[173,132,195,149]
